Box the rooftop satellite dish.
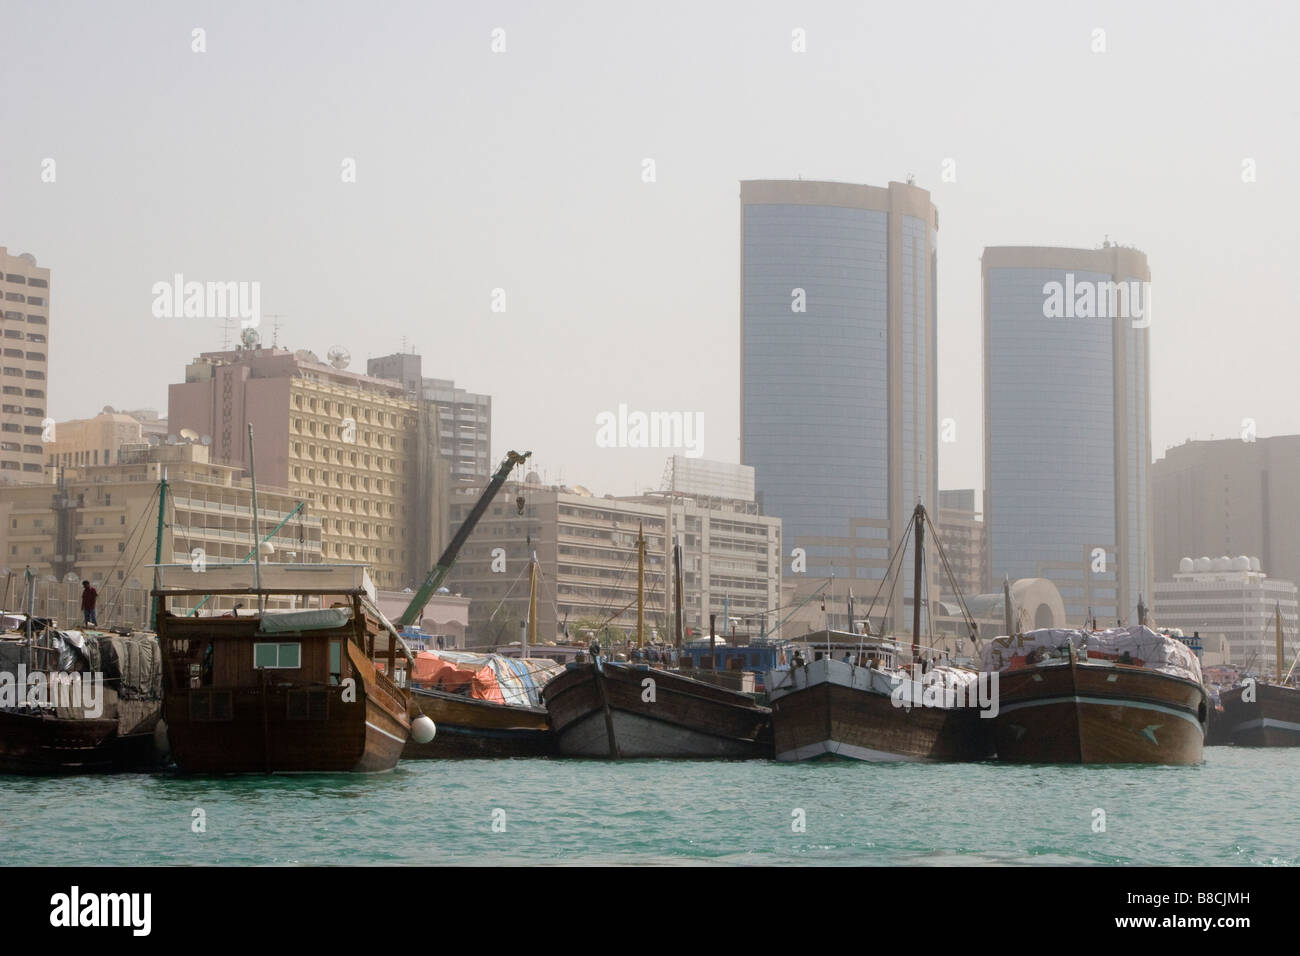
[179,428,199,442]
[327,346,351,370]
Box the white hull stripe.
[777,739,922,763]
[365,720,407,744]
[999,695,1203,730]
[1231,717,1300,734]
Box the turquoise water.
[1,748,1295,866]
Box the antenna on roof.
[264,314,286,348]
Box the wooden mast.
[911,504,924,663]
[247,424,264,615]
[150,470,168,630]
[637,521,645,648]
[1277,602,1285,683]
[673,539,684,649]
[526,551,538,659]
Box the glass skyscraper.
[740,180,938,634]
[982,244,1153,626]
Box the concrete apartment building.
[983,243,1153,625]
[442,458,781,648]
[0,443,322,623]
[366,352,491,485]
[1154,556,1298,674]
[740,180,940,635]
[1152,435,1300,599]
[46,408,148,472]
[937,489,986,600]
[167,343,439,591]
[0,247,51,484]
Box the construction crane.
[395,449,532,628]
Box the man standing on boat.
[81,579,98,628]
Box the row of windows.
[1,330,45,343]
[2,274,47,288]
[1,312,47,325]
[2,369,44,379]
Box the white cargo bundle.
[979,625,1202,685]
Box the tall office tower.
[983,244,1153,626]
[1152,434,1300,594]
[0,247,51,483]
[740,180,938,635]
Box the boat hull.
[0,711,131,774]
[769,661,993,762]
[1218,682,1300,746]
[403,688,554,758]
[544,663,771,758]
[993,660,1207,764]
[164,686,408,774]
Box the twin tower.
[739,179,1152,631]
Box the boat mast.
[1003,576,1015,638]
[525,551,538,659]
[673,538,684,649]
[246,424,265,615]
[1277,603,1284,683]
[150,469,168,630]
[911,504,924,663]
[637,520,645,648]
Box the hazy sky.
[3,1,1297,501]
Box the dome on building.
[1195,556,1212,572]
[1250,556,1261,571]
[1178,557,1194,573]
[1213,556,1231,571]
[1232,555,1250,571]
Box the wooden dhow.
[155,424,417,774]
[1217,604,1300,746]
[984,617,1208,764]
[156,562,415,773]
[544,522,771,758]
[767,504,995,762]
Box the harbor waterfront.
[0,749,1294,867]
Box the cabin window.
[254,642,301,669]
[328,640,341,685]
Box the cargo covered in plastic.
[979,625,1203,685]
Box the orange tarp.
[411,652,506,703]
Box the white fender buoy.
[410,715,436,744]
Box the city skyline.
[3,2,1297,500]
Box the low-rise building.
[442,459,781,648]
[1154,556,1298,676]
[0,442,322,626]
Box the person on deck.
[81,580,98,627]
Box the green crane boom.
[395,449,531,629]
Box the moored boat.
[1218,681,1300,747]
[403,648,562,758]
[766,504,996,763]
[0,576,164,774]
[768,630,994,762]
[1216,604,1299,747]
[544,653,772,758]
[156,562,414,773]
[984,625,1207,764]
